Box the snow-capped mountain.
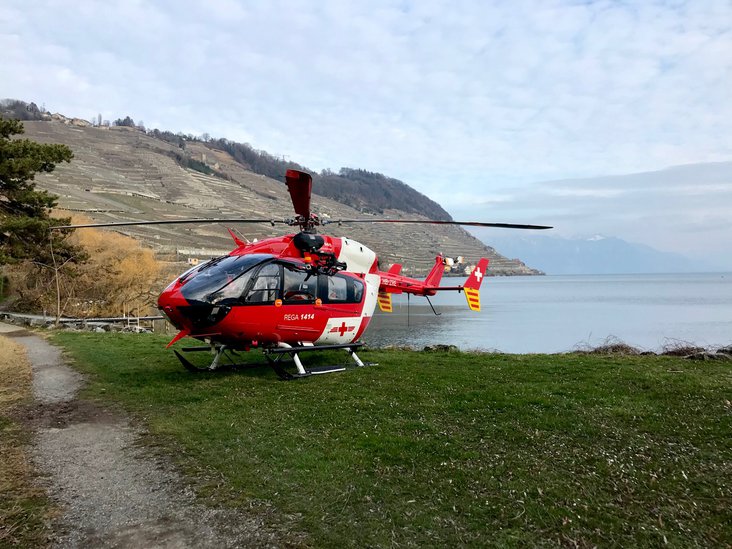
[480,234,721,275]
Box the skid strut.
[264,342,373,380]
[174,341,375,378]
[174,344,256,372]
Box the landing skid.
[174,345,261,372]
[264,342,376,380]
[173,342,376,379]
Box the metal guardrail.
[57,315,165,323]
[1,312,165,324]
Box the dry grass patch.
[0,338,32,407]
[0,336,51,548]
[660,338,707,357]
[572,336,643,356]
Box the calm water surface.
[363,273,732,353]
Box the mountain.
[8,110,541,275]
[315,168,452,219]
[480,233,720,275]
[200,141,453,220]
[456,159,732,273]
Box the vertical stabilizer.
[424,256,446,287]
[463,258,489,312]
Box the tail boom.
[377,255,448,298]
[376,256,490,312]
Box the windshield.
[180,254,273,303]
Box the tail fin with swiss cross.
[463,258,489,311]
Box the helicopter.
[59,169,551,379]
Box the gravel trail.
[16,334,291,548]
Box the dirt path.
[12,332,290,548]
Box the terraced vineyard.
[25,120,540,275]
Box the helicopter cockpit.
[177,254,364,307]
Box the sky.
[1,0,731,265]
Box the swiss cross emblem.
[330,321,355,337]
[473,267,483,282]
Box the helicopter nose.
[158,285,190,330]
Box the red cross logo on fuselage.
[329,321,355,337]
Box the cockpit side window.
[352,279,364,303]
[194,259,365,307]
[283,265,316,303]
[326,276,348,302]
[244,263,281,304]
[319,274,365,304]
[179,254,271,303]
[208,270,254,306]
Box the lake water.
[363,273,732,353]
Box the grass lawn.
[53,332,731,547]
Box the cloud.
[1,0,731,262]
[456,161,732,261]
[547,188,628,198]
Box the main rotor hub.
[288,213,321,232]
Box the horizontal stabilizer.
[464,288,481,311]
[378,292,393,313]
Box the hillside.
[203,137,452,219]
[2,99,450,221]
[17,117,540,275]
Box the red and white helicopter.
[61,170,551,379]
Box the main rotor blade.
[324,219,553,230]
[285,169,312,219]
[52,218,283,229]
